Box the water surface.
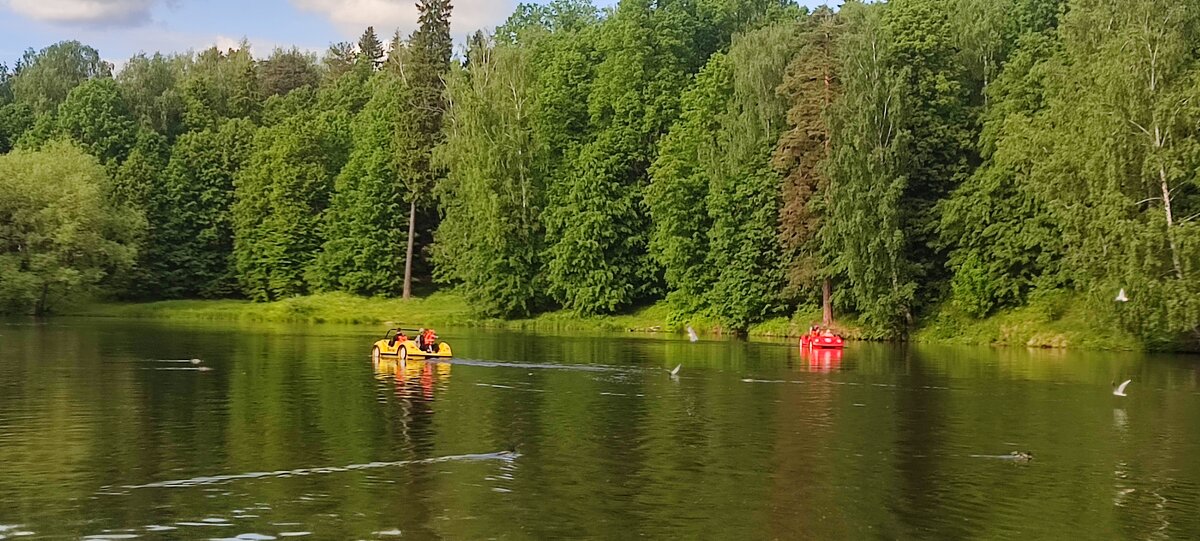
[1,318,1198,539]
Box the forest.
[0,0,1198,348]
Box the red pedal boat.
[800,333,845,349]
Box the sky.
[0,0,831,70]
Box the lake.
[1,318,1198,539]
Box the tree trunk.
[1160,163,1184,279]
[822,278,833,327]
[403,198,416,300]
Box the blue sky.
[0,0,832,70]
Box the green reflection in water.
[0,318,1198,539]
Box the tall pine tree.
[774,6,842,324]
[401,0,453,299]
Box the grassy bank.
[72,292,850,338]
[74,291,1137,348]
[914,293,1140,350]
[72,292,682,334]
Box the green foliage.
[1039,0,1200,348]
[885,0,976,302]
[11,41,112,115]
[147,119,256,299]
[311,74,415,296]
[117,53,186,139]
[0,102,34,153]
[543,0,718,314]
[434,41,546,317]
[258,47,320,97]
[826,2,913,337]
[233,108,350,301]
[0,142,143,314]
[647,53,731,318]
[180,45,261,131]
[940,33,1065,318]
[774,6,841,302]
[57,78,138,166]
[356,27,385,70]
[704,21,799,332]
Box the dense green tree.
[57,78,138,166]
[826,1,912,336]
[774,6,841,323]
[0,142,142,314]
[323,41,357,79]
[400,0,455,299]
[357,27,385,70]
[647,53,731,319]
[704,20,800,332]
[234,106,350,300]
[498,0,600,42]
[180,44,261,131]
[258,47,320,96]
[0,62,13,103]
[11,41,112,115]
[940,33,1064,317]
[543,0,720,314]
[117,53,186,139]
[1039,0,1200,347]
[108,130,170,298]
[148,119,256,298]
[311,74,415,295]
[0,103,33,153]
[886,0,976,305]
[435,40,546,317]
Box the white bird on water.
[1115,288,1129,302]
[1113,379,1132,397]
[669,364,681,378]
[686,326,698,343]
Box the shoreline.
[65,291,1150,351]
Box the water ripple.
[119,451,518,489]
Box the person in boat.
[422,328,438,352]
[821,327,836,337]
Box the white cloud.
[7,0,163,26]
[206,34,322,58]
[291,0,519,40]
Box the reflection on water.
[373,357,452,403]
[800,347,843,372]
[0,318,1198,539]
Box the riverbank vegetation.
[2,0,1198,350]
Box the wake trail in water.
[117,451,517,489]
[741,378,953,391]
[429,358,630,373]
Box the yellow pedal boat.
[372,328,452,362]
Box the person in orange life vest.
[389,330,407,348]
[422,328,438,352]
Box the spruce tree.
[151,119,255,298]
[774,6,841,324]
[401,0,453,299]
[357,27,385,70]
